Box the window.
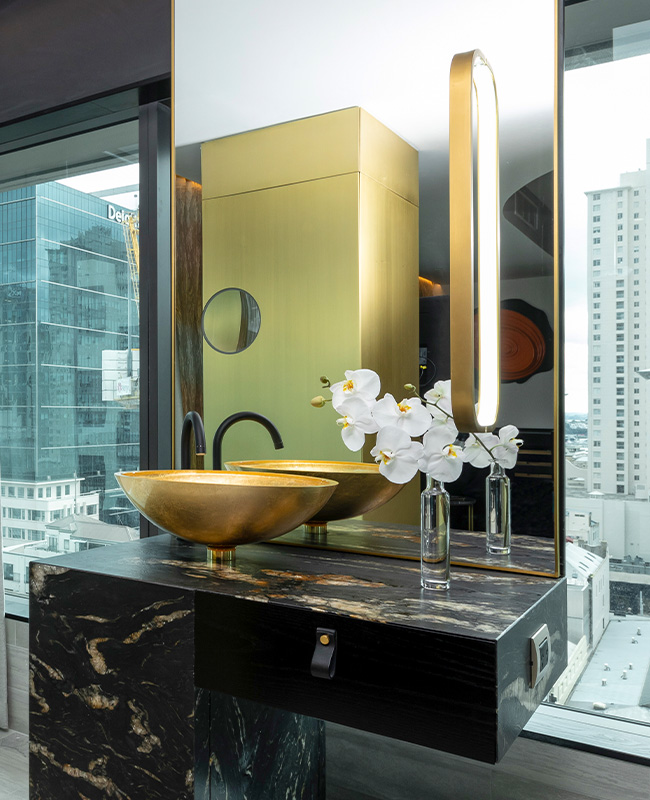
[617,235,623,241]
[0,98,153,612]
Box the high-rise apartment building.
[0,181,139,537]
[586,141,649,497]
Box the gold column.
[202,108,419,523]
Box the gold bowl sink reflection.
[115,470,338,558]
[225,460,403,532]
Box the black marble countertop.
[269,519,557,576]
[37,533,561,640]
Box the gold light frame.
[449,49,501,433]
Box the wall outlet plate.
[530,623,550,688]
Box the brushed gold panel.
[202,109,420,525]
[203,173,363,469]
[202,107,419,203]
[359,172,419,523]
[359,109,419,205]
[202,107,361,200]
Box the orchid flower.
[370,426,424,484]
[419,427,463,483]
[334,396,379,452]
[330,369,380,407]
[462,432,500,468]
[372,393,431,437]
[423,380,457,431]
[491,425,523,469]
[424,380,452,416]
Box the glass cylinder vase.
[485,462,511,554]
[421,475,450,591]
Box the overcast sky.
[564,53,650,413]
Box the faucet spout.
[181,411,207,469]
[213,412,284,470]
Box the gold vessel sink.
[115,470,338,561]
[225,460,403,533]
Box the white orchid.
[462,432,500,468]
[419,427,464,483]
[491,425,523,469]
[316,370,522,486]
[334,396,379,452]
[372,393,431,437]
[370,426,424,484]
[424,379,452,416]
[330,369,380,407]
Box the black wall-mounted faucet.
[181,411,207,469]
[213,412,284,470]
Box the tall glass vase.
[485,462,511,554]
[421,475,450,590]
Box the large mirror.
[173,0,560,576]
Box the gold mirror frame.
[170,0,562,578]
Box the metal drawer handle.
[310,628,337,680]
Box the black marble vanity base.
[29,560,326,800]
[30,534,566,786]
[29,564,197,799]
[207,691,325,800]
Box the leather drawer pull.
[311,628,337,680]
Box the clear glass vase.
[485,462,511,554]
[421,475,450,590]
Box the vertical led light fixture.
[449,50,500,432]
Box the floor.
[0,730,28,800]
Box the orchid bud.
[319,376,331,388]
[311,395,327,408]
[404,383,417,394]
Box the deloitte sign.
[107,205,136,224]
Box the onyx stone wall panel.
[0,0,171,126]
[175,174,204,468]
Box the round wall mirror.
[201,288,261,354]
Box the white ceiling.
[174,0,555,277]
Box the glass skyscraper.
[0,181,139,527]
